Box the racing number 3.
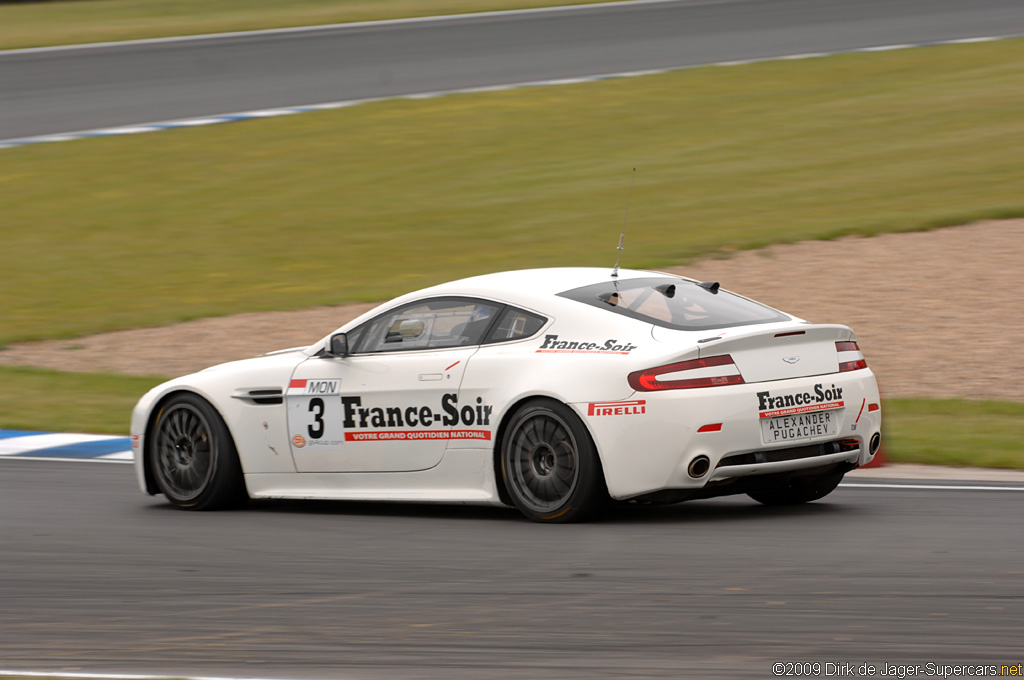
[308,397,325,439]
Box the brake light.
[628,355,744,392]
[836,340,867,372]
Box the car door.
[287,297,501,473]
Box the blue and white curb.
[0,430,132,463]
[1,33,1021,150]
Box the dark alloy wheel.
[747,470,845,506]
[149,393,246,510]
[500,399,607,523]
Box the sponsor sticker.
[341,394,492,430]
[536,334,637,355]
[756,382,844,443]
[756,383,845,419]
[131,434,141,450]
[339,394,494,443]
[587,400,646,416]
[345,430,491,442]
[288,390,495,450]
[759,401,844,419]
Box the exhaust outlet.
[688,455,711,479]
[869,433,881,456]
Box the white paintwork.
[132,267,881,506]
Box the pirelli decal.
[588,400,646,416]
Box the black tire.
[500,399,607,523]
[148,393,247,510]
[747,470,845,506]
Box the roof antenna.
[611,167,635,278]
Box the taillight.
[628,355,744,392]
[836,340,867,372]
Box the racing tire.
[149,393,247,511]
[500,399,607,523]
[746,470,845,506]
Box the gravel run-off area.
[2,220,1022,403]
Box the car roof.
[416,267,683,307]
[327,267,695,345]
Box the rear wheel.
[149,393,247,510]
[747,470,845,506]
[500,399,607,523]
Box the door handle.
[418,373,443,381]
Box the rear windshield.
[558,277,789,331]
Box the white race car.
[132,267,881,522]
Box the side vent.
[231,388,284,405]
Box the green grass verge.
[4,39,1024,346]
[0,367,165,434]
[882,399,1024,469]
[0,0,629,51]
[1,367,1020,470]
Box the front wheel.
[149,393,247,510]
[500,399,607,523]
[747,470,845,506]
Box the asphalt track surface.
[2,459,1023,678]
[5,0,1024,141]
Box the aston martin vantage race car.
[132,267,881,522]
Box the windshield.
[558,277,789,331]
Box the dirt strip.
[2,220,1022,401]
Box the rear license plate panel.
[760,409,840,444]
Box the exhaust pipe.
[869,433,881,456]
[688,455,711,479]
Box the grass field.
[0,367,163,434]
[883,399,1024,469]
[0,0,627,51]
[3,39,1024,346]
[1,365,1020,468]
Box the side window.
[351,298,501,353]
[484,307,548,344]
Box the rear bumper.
[573,368,881,500]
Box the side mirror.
[326,332,348,358]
